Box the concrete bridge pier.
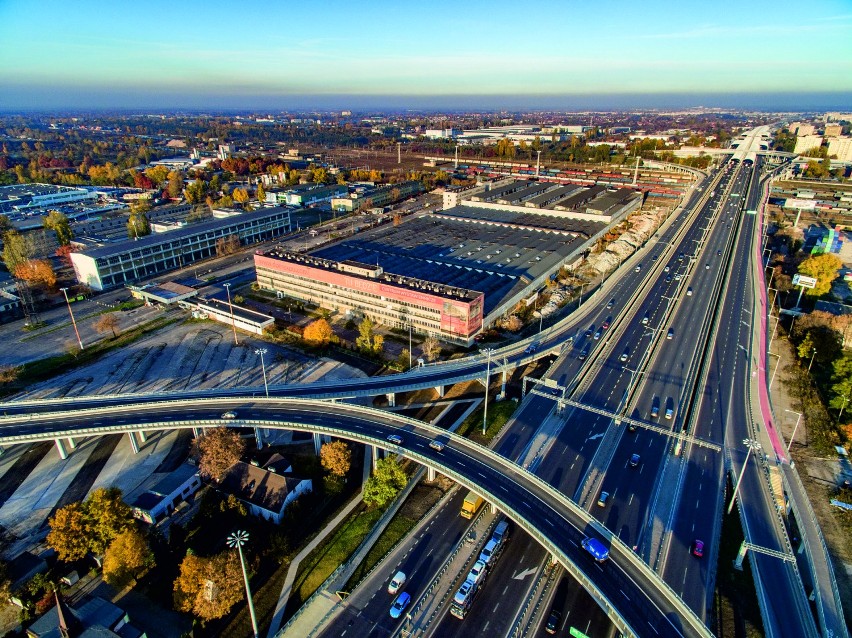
[137,431,147,444]
[55,439,69,460]
[66,437,77,450]
[372,444,381,471]
[501,367,509,396]
[489,502,499,515]
[313,432,323,455]
[386,392,396,407]
[435,385,445,398]
[733,541,749,571]
[427,466,436,481]
[127,432,140,454]
[254,427,263,449]
[193,427,202,437]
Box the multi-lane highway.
[0,134,845,638]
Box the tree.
[184,179,207,205]
[47,502,90,561]
[422,336,441,362]
[304,318,333,346]
[798,253,842,297]
[173,551,243,621]
[320,440,351,478]
[127,210,151,239]
[102,528,154,587]
[144,165,170,187]
[94,313,120,337]
[356,317,382,353]
[192,427,245,481]
[397,348,411,369]
[14,259,56,290]
[167,170,184,198]
[55,244,75,267]
[363,455,407,508]
[85,487,134,554]
[0,364,20,384]
[256,182,266,205]
[232,187,250,208]
[829,353,852,415]
[1,230,34,273]
[42,210,73,246]
[0,214,12,235]
[215,234,241,256]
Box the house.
[130,463,201,524]
[27,593,145,638]
[218,461,311,524]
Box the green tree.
[1,230,34,273]
[167,170,184,198]
[356,317,383,353]
[0,214,13,235]
[798,253,842,296]
[102,528,154,587]
[363,455,407,508]
[43,210,73,246]
[85,487,134,554]
[829,353,852,416]
[127,210,151,239]
[184,179,207,205]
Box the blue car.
[389,591,411,619]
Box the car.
[650,404,660,418]
[634,265,641,272]
[389,591,411,618]
[524,344,537,354]
[387,571,406,595]
[453,579,475,605]
[429,439,446,452]
[641,314,650,325]
[578,349,588,361]
[581,537,610,562]
[619,348,629,362]
[674,273,682,281]
[717,249,722,256]
[593,330,601,340]
[387,434,403,445]
[678,253,685,261]
[705,263,710,270]
[597,491,609,507]
[628,423,637,432]
[479,539,499,565]
[629,453,641,467]
[665,407,674,419]
[544,609,562,635]
[467,560,487,585]
[664,265,671,273]
[665,275,672,283]
[692,539,705,557]
[221,411,237,419]
[585,326,594,338]
[667,328,674,340]
[606,299,615,309]
[686,287,693,296]
[652,254,658,262]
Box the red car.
[692,540,704,557]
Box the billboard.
[793,274,817,289]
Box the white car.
[387,571,406,595]
[221,411,237,419]
[467,560,487,586]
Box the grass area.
[712,485,765,638]
[454,399,519,445]
[289,504,385,609]
[343,514,417,591]
[2,315,181,396]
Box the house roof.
[219,462,305,514]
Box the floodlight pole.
[227,530,258,638]
[60,287,84,351]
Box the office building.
[70,206,292,290]
[824,124,843,137]
[794,135,823,155]
[828,137,852,162]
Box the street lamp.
[808,348,817,372]
[727,438,762,515]
[408,322,413,369]
[255,348,269,397]
[227,530,259,638]
[481,348,496,436]
[784,409,803,452]
[768,352,781,390]
[223,283,239,346]
[59,287,84,351]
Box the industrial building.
[0,183,98,216]
[254,178,632,343]
[277,183,348,207]
[70,206,292,290]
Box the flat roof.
[198,298,275,325]
[76,206,292,260]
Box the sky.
[1,0,851,111]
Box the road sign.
[793,274,817,289]
[746,209,757,215]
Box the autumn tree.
[320,440,351,478]
[422,336,441,362]
[232,187,250,208]
[363,455,408,508]
[102,528,154,587]
[43,210,73,246]
[94,313,120,337]
[0,364,21,384]
[14,259,56,290]
[184,179,207,205]
[797,253,842,297]
[144,165,170,187]
[173,551,243,621]
[304,318,333,346]
[85,487,135,554]
[167,170,184,198]
[192,427,245,481]
[215,234,241,256]
[55,244,75,267]
[256,182,266,205]
[47,502,90,561]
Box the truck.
[460,491,484,519]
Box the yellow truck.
[460,490,484,519]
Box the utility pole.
[223,283,239,346]
[59,287,84,351]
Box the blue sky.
[1,0,851,109]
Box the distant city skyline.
[1,0,851,111]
